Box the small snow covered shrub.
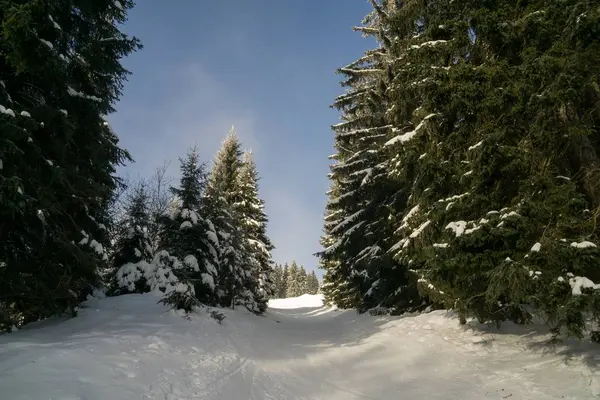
[209,310,226,324]
[113,250,199,311]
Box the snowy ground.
[0,293,599,399]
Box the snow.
[569,276,600,295]
[385,114,436,147]
[400,205,420,229]
[409,220,431,238]
[46,159,53,166]
[40,38,54,49]
[410,40,448,49]
[571,241,597,249]
[468,140,483,151]
[114,0,124,10]
[67,86,102,102]
[179,221,193,230]
[530,242,541,252]
[183,254,199,271]
[446,220,467,237]
[0,104,15,117]
[20,111,30,117]
[49,15,61,30]
[0,294,597,399]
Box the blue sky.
[109,0,374,275]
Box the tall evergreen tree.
[271,264,283,298]
[324,0,600,338]
[319,0,424,314]
[298,266,308,295]
[237,150,275,298]
[158,149,218,309]
[205,128,267,313]
[388,0,600,337]
[308,271,320,295]
[287,261,301,298]
[0,0,140,331]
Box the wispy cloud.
[111,61,324,274]
[112,62,260,179]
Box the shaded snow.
[67,86,102,102]
[468,140,483,151]
[0,294,597,399]
[571,241,597,249]
[569,276,600,295]
[0,104,15,117]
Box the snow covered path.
[0,294,599,399]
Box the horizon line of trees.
[272,261,320,298]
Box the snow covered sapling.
[110,182,154,294]
[209,310,226,324]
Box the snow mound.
[0,293,598,399]
[268,293,324,309]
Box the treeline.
[271,262,320,298]
[0,0,275,332]
[320,0,600,340]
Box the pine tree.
[109,182,153,294]
[0,0,140,331]
[237,150,275,299]
[205,128,267,313]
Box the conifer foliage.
[204,129,269,313]
[0,0,141,331]
[319,0,424,314]
[321,0,600,338]
[109,182,153,294]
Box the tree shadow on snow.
[459,316,600,371]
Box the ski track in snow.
[0,294,598,399]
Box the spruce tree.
[298,266,308,295]
[109,181,153,294]
[205,128,267,313]
[308,271,320,294]
[271,264,282,298]
[158,149,218,309]
[287,261,301,297]
[237,150,275,299]
[319,0,424,314]
[383,0,600,337]
[0,0,140,330]
[281,263,289,298]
